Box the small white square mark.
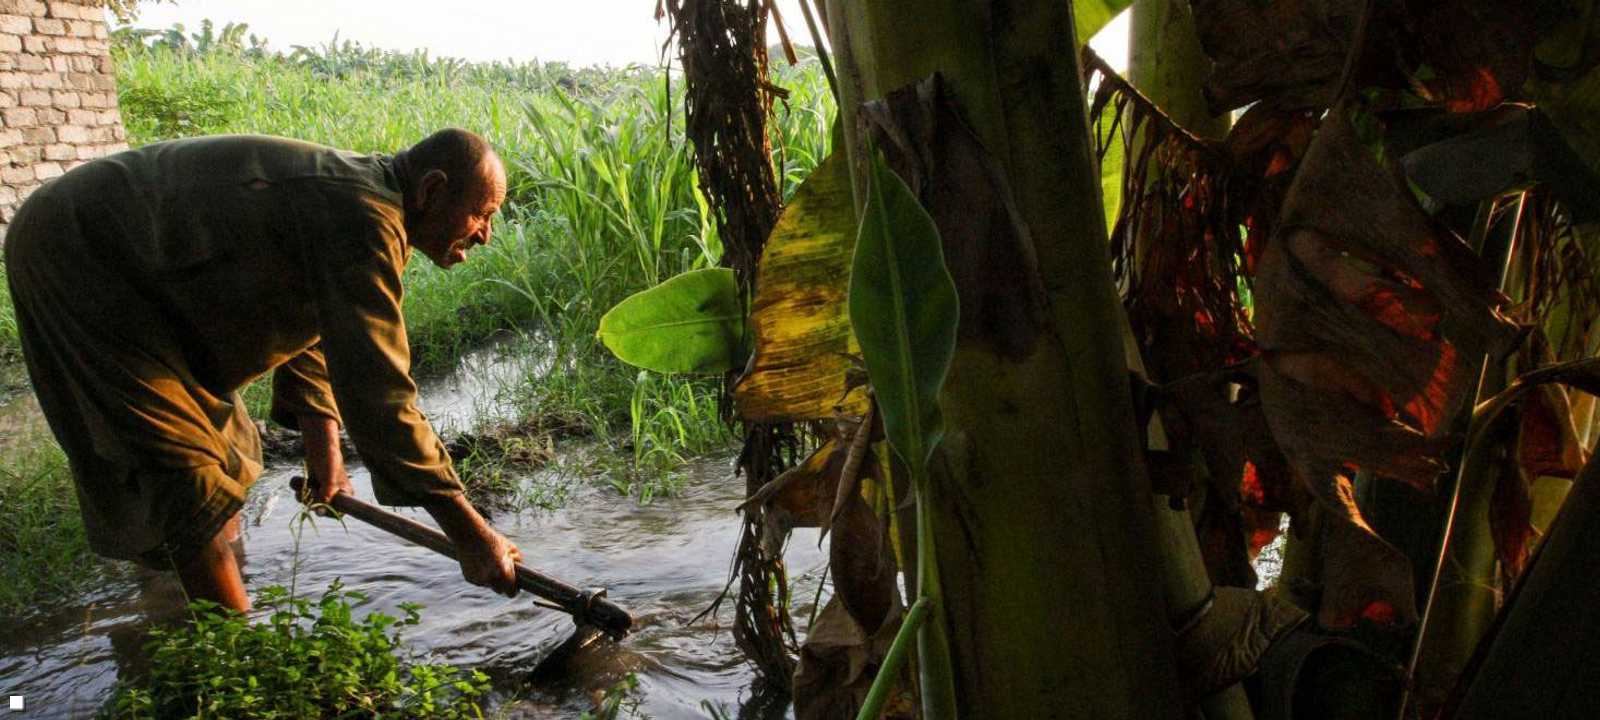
[7,696,21,711]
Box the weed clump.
[103,582,489,720]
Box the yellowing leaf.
[735,151,870,422]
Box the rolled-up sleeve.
[307,192,461,506]
[269,343,342,428]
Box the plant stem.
[856,596,931,720]
[914,467,959,720]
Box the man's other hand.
[424,493,521,598]
[297,414,351,505]
[456,526,522,597]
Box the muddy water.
[0,352,827,719]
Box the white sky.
[117,1,1129,71]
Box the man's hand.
[424,493,521,597]
[297,414,352,504]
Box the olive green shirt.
[4,134,460,562]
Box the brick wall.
[0,0,125,236]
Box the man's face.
[412,156,508,269]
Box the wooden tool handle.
[290,477,633,637]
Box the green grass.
[0,28,833,612]
[0,430,105,615]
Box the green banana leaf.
[1077,0,1132,45]
[597,267,747,374]
[847,150,959,475]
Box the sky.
[117,1,1130,71]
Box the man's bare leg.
[175,513,250,612]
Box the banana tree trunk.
[826,1,1183,716]
[1446,442,1600,719]
[1130,0,1229,141]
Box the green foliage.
[0,436,106,617]
[598,268,747,375]
[1075,1,1134,45]
[847,149,961,720]
[0,261,19,364]
[103,582,489,720]
[847,151,959,477]
[579,673,643,720]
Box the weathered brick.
[41,142,70,160]
[0,91,15,108]
[64,107,89,124]
[0,129,20,148]
[78,90,107,107]
[88,124,114,142]
[15,53,46,72]
[48,55,66,72]
[62,158,81,171]
[67,55,91,72]
[2,165,33,184]
[97,108,116,125]
[35,107,59,123]
[17,88,46,105]
[96,55,111,74]
[20,126,50,144]
[0,14,29,34]
[9,144,38,163]
[21,34,43,53]
[64,71,91,89]
[33,161,62,180]
[4,0,47,16]
[105,141,127,153]
[0,55,14,71]
[52,36,83,53]
[67,19,88,36]
[0,33,20,52]
[29,72,61,89]
[111,125,123,141]
[92,21,103,40]
[49,90,75,107]
[0,185,17,205]
[54,123,85,142]
[45,1,77,19]
[32,17,63,35]
[2,106,35,126]
[0,72,25,89]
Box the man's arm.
[297,414,352,503]
[304,191,517,596]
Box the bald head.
[399,128,508,269]
[400,127,502,200]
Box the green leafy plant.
[848,149,960,720]
[580,673,643,720]
[597,267,748,375]
[102,582,490,719]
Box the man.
[4,128,521,611]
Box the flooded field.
[0,352,826,719]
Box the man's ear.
[416,168,449,211]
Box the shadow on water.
[0,346,827,719]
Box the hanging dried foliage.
[1086,48,1312,587]
[659,0,800,688]
[1255,107,1523,627]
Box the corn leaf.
[847,150,958,476]
[596,267,746,374]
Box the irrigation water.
[0,351,826,718]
